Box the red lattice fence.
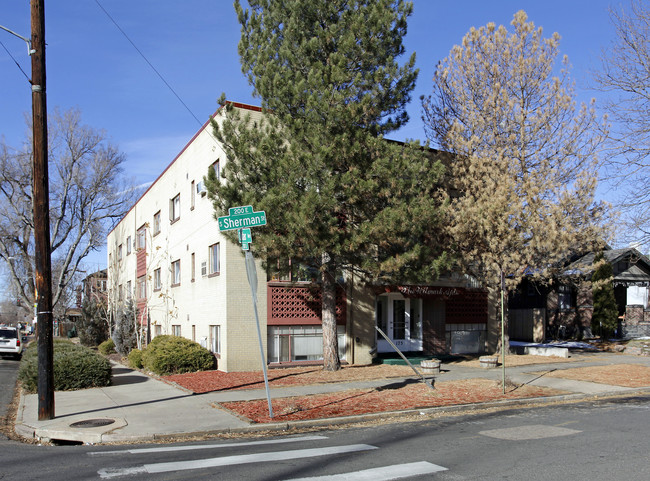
[267,283,346,325]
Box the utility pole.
[31,0,54,420]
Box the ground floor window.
[267,325,346,363]
[209,325,221,354]
[172,324,181,337]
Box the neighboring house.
[81,269,108,306]
[107,103,496,372]
[509,247,650,341]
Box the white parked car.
[0,326,23,359]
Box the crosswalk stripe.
[283,461,448,480]
[288,461,447,481]
[90,435,328,456]
[97,444,378,479]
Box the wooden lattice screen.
[446,290,488,324]
[267,284,346,325]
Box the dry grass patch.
[453,354,580,369]
[530,364,650,388]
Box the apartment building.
[108,103,494,372]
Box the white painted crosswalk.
[94,435,448,480]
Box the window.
[118,284,123,301]
[170,194,180,223]
[267,326,346,363]
[137,226,146,250]
[153,211,161,236]
[558,285,575,310]
[117,244,123,261]
[209,325,221,354]
[191,253,196,282]
[191,325,196,342]
[212,159,220,179]
[171,259,181,286]
[172,325,181,337]
[191,180,195,210]
[154,325,162,337]
[209,243,220,275]
[137,276,146,299]
[126,236,132,255]
[153,268,161,291]
[126,280,132,299]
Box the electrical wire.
[0,38,31,84]
[94,0,204,128]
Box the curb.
[15,387,650,445]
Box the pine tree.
[78,297,109,347]
[422,11,610,353]
[591,252,618,339]
[207,0,449,370]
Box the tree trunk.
[321,253,341,371]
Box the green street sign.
[218,206,267,231]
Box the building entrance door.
[376,294,422,353]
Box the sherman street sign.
[218,206,267,231]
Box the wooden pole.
[31,0,54,420]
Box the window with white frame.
[137,226,146,250]
[153,268,161,291]
[153,211,161,235]
[170,194,181,223]
[191,180,195,210]
[209,243,220,275]
[137,276,146,299]
[126,280,132,299]
[118,244,123,261]
[172,325,181,337]
[209,325,221,354]
[126,236,132,255]
[191,253,196,282]
[171,259,181,286]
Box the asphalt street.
[1,392,649,480]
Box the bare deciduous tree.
[422,11,610,351]
[0,107,134,313]
[594,0,650,247]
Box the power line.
[94,0,204,128]
[0,38,31,83]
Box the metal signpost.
[218,206,273,417]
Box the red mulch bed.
[220,379,564,424]
[163,365,417,394]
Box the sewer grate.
[69,418,115,429]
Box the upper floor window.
[170,194,181,223]
[117,244,123,261]
[137,226,146,250]
[209,243,220,276]
[212,159,220,179]
[126,236,132,255]
[153,268,161,291]
[126,280,132,299]
[137,276,146,299]
[191,180,195,210]
[171,259,181,286]
[153,211,161,236]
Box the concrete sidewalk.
[14,352,650,445]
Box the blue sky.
[0,0,619,270]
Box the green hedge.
[127,348,143,369]
[98,338,116,355]
[141,335,215,375]
[18,340,112,393]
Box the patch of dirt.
[163,356,581,394]
[220,379,565,424]
[453,354,580,369]
[530,363,650,388]
[163,364,417,393]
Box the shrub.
[113,300,138,356]
[141,335,215,375]
[98,338,116,355]
[128,348,143,369]
[78,297,109,347]
[18,340,112,393]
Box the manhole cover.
[69,418,115,428]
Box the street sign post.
[218,205,272,417]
